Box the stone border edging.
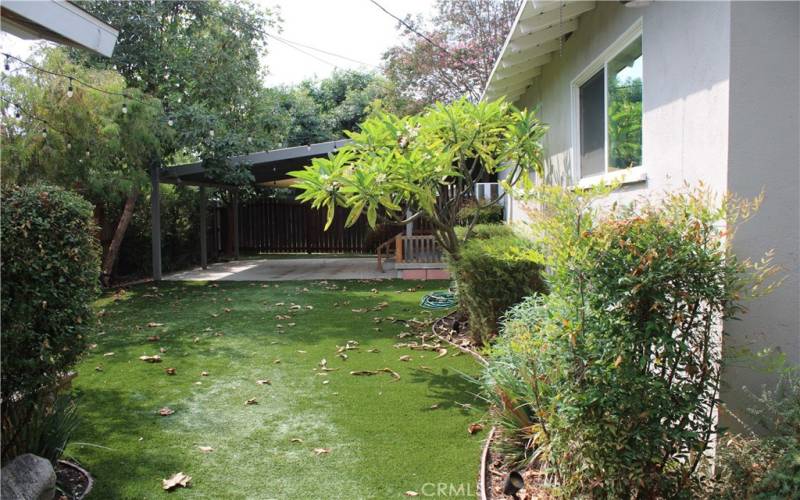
[479,426,497,500]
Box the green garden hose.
[420,290,457,309]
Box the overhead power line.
[367,0,451,55]
[267,33,373,67]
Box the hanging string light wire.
[2,52,148,104]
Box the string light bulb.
[42,128,47,138]
[209,129,215,138]
[122,101,128,114]
[167,118,174,127]
[66,142,72,150]
[247,136,253,144]
[85,149,90,158]
[67,78,74,98]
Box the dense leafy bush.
[481,186,779,497]
[1,184,99,462]
[449,224,545,345]
[457,200,504,225]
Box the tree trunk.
[101,188,139,286]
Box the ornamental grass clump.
[481,185,780,497]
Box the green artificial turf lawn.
[67,280,485,499]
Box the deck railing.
[376,234,443,271]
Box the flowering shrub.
[481,185,779,497]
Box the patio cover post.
[199,186,208,270]
[232,190,240,260]
[150,162,162,280]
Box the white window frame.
[570,18,645,188]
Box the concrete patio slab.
[164,257,396,281]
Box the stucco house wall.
[724,1,800,426]
[506,1,799,428]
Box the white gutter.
[1,0,118,57]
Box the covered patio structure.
[150,141,345,280]
[152,140,448,281]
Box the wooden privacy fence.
[218,198,394,254]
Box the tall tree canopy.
[382,0,518,107]
[74,0,278,182]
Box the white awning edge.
[2,1,118,57]
[482,1,595,102]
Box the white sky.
[1,0,437,87]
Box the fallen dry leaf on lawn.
[88,343,98,350]
[158,407,174,416]
[367,348,380,353]
[371,288,378,294]
[256,379,271,385]
[337,353,348,361]
[273,359,281,364]
[297,350,306,354]
[165,367,177,375]
[210,313,219,318]
[399,355,412,362]
[290,438,303,443]
[288,323,296,327]
[139,355,162,363]
[435,348,448,359]
[405,491,419,497]
[198,446,214,453]
[201,371,209,377]
[95,366,103,372]
[103,352,115,357]
[162,472,191,491]
[351,308,367,313]
[223,308,232,313]
[313,448,331,456]
[147,322,164,328]
[350,370,379,376]
[468,423,484,435]
[160,347,167,353]
[244,398,258,405]
[319,358,328,369]
[305,305,314,310]
[430,404,439,410]
[147,335,160,342]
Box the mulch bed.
[483,437,552,500]
[56,460,92,500]
[430,311,487,365]
[430,312,552,499]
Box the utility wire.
[264,33,338,68]
[268,33,373,67]
[366,0,478,99]
[367,0,451,55]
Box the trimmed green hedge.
[1,184,100,402]
[449,224,545,344]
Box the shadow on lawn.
[408,365,486,416]
[68,387,185,498]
